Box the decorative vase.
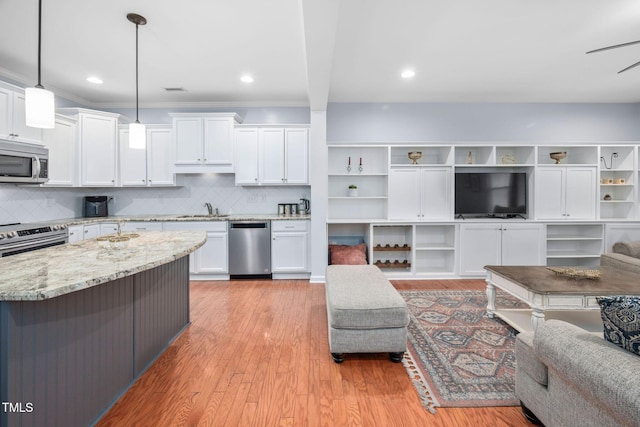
[348,188,358,197]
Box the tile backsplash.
[0,174,309,224]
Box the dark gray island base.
[0,231,205,427]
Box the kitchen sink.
[176,214,230,219]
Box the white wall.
[327,103,640,142]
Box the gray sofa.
[601,240,640,275]
[515,320,640,427]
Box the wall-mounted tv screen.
[455,172,527,218]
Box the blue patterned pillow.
[596,296,640,356]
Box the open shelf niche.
[371,224,412,272]
[545,223,604,267]
[413,224,457,275]
[328,146,388,221]
[599,146,636,220]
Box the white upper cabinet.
[120,125,175,187]
[171,113,241,173]
[0,84,43,145]
[235,126,309,186]
[58,108,120,187]
[535,166,596,220]
[388,167,452,220]
[234,128,259,184]
[42,114,77,186]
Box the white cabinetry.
[119,222,163,233]
[42,114,77,186]
[234,126,309,185]
[388,167,451,220]
[0,84,43,145]
[535,167,596,220]
[163,221,228,278]
[67,225,83,243]
[271,220,309,275]
[171,113,241,173]
[260,128,309,184]
[119,125,175,186]
[233,128,259,184]
[459,223,544,276]
[58,108,120,187]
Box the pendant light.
[25,0,55,129]
[127,13,147,149]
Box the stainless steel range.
[0,222,68,257]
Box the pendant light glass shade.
[129,121,146,149]
[25,86,55,128]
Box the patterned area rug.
[399,289,528,413]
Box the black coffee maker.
[84,196,109,217]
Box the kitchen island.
[0,231,206,427]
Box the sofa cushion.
[612,240,640,259]
[325,265,409,329]
[596,295,640,357]
[515,331,548,386]
[329,243,367,265]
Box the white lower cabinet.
[459,223,545,276]
[163,221,228,278]
[68,223,119,241]
[67,225,83,242]
[271,220,309,274]
[119,222,163,233]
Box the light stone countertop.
[0,231,206,302]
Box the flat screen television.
[455,172,527,218]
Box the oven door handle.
[0,235,67,252]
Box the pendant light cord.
[36,0,43,88]
[135,21,139,123]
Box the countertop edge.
[0,231,206,301]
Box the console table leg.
[531,307,545,331]
[486,281,496,318]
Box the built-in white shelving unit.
[327,142,640,279]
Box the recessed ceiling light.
[87,76,103,84]
[401,70,416,79]
[240,75,254,83]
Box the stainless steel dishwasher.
[228,220,271,278]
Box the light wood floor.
[96,279,531,427]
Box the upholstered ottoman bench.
[325,265,409,363]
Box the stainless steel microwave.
[0,140,49,184]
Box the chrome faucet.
[204,202,213,216]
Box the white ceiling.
[1,0,640,110]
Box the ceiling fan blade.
[586,39,640,54]
[618,59,640,74]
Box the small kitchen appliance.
[84,196,109,218]
[299,198,310,215]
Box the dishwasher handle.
[229,222,268,229]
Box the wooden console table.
[484,265,640,334]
